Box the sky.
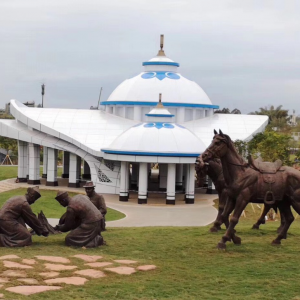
[1,0,300,114]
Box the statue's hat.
[27,186,41,198]
[83,181,95,188]
[55,191,68,201]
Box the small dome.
[101,122,205,156]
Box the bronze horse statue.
[202,130,298,250]
[195,155,281,232]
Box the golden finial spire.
[157,93,164,108]
[157,34,166,56]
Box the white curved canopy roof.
[102,122,206,156]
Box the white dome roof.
[101,122,206,156]
[105,53,212,106]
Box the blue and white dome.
[101,121,205,157]
[105,50,212,106]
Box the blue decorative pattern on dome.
[144,122,174,129]
[141,72,180,81]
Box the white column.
[119,161,129,201]
[131,163,139,189]
[42,147,48,178]
[28,143,40,185]
[206,178,217,194]
[159,164,167,190]
[176,107,185,123]
[138,163,148,204]
[166,163,176,205]
[46,148,58,186]
[62,151,70,178]
[68,153,80,188]
[17,141,28,182]
[133,106,142,121]
[82,160,91,180]
[185,163,195,204]
[176,164,183,191]
[207,108,214,117]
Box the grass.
[0,188,125,221]
[0,165,63,181]
[0,199,299,299]
[0,217,300,299]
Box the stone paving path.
[0,178,218,227]
[0,254,156,296]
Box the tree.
[214,108,241,114]
[249,105,291,131]
[233,139,248,159]
[0,136,18,164]
[249,131,291,165]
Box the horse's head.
[202,129,230,162]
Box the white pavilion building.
[0,36,268,204]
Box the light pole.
[41,84,45,108]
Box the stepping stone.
[2,270,27,278]
[35,256,70,264]
[105,267,136,275]
[137,265,157,271]
[44,263,77,271]
[39,272,60,278]
[0,255,20,260]
[6,285,61,295]
[3,261,33,269]
[114,260,137,264]
[73,254,102,262]
[18,278,39,284]
[45,276,88,286]
[0,278,9,283]
[85,262,112,268]
[74,269,106,278]
[22,259,36,265]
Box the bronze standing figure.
[0,187,49,247]
[83,181,107,231]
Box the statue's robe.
[0,196,45,247]
[57,195,103,248]
[89,192,107,230]
[59,192,107,230]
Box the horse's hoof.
[210,227,219,233]
[271,240,281,246]
[252,224,259,230]
[232,235,242,245]
[217,242,226,250]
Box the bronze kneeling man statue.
[0,186,49,247]
[54,191,104,248]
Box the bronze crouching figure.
[54,191,104,248]
[0,186,49,247]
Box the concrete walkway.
[0,178,218,227]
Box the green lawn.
[0,188,125,221]
[0,165,63,181]
[0,217,300,299]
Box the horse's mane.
[222,134,245,165]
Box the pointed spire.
[157,93,164,108]
[157,34,166,56]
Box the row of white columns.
[119,162,195,205]
[17,142,91,187]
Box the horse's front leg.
[217,194,249,250]
[210,191,228,232]
[272,203,294,245]
[252,204,270,230]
